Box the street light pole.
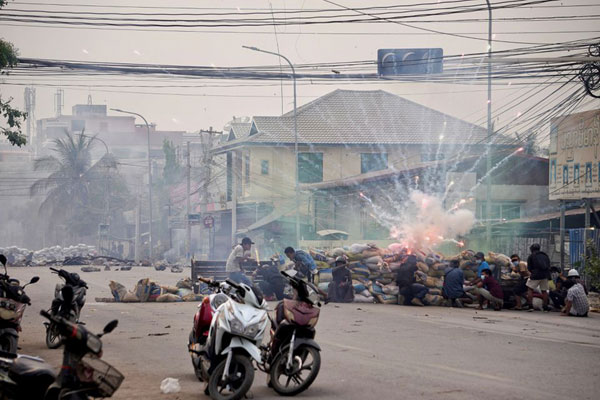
[111,108,154,262]
[485,1,493,249]
[242,46,300,248]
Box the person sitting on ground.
[475,268,504,311]
[474,252,491,278]
[327,256,354,303]
[526,243,551,312]
[284,246,317,282]
[561,273,589,317]
[443,260,467,307]
[396,254,428,307]
[549,267,568,309]
[510,254,530,310]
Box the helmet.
[567,269,580,278]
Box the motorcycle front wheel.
[45,323,62,349]
[270,345,321,396]
[208,354,254,400]
[0,334,17,354]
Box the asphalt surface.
[7,266,600,400]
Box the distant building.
[206,89,515,257]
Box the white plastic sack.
[160,377,181,394]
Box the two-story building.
[205,89,515,258]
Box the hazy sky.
[1,0,599,136]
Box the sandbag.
[177,288,193,298]
[353,281,367,293]
[331,248,346,257]
[416,262,429,274]
[350,264,370,279]
[121,291,140,303]
[423,276,443,289]
[354,294,375,303]
[316,261,330,270]
[135,278,152,302]
[464,269,476,280]
[349,243,371,253]
[379,294,398,304]
[346,252,364,262]
[388,262,402,271]
[488,252,511,268]
[109,280,127,302]
[368,282,384,295]
[380,283,399,296]
[425,294,444,306]
[161,285,179,294]
[364,256,383,265]
[428,288,442,296]
[310,250,328,262]
[431,262,447,271]
[176,278,193,289]
[148,282,163,301]
[377,278,393,285]
[428,269,445,278]
[156,293,182,302]
[318,268,333,283]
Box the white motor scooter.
[197,278,269,400]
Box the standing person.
[396,255,428,306]
[561,277,589,317]
[475,268,504,311]
[284,247,317,282]
[443,260,466,307]
[510,254,530,310]
[526,243,551,312]
[327,257,354,303]
[474,252,490,278]
[225,237,254,286]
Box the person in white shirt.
[225,237,254,286]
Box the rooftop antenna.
[24,87,36,145]
[54,88,64,117]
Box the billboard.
[549,109,600,200]
[377,48,443,76]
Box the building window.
[421,153,445,162]
[361,153,388,174]
[298,152,323,183]
[563,165,569,184]
[585,162,592,186]
[550,159,556,184]
[244,153,250,184]
[574,164,580,184]
[71,120,85,131]
[261,160,269,175]
[477,201,522,221]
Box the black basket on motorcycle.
[76,354,124,397]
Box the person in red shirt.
[475,268,504,311]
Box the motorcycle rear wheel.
[208,354,254,400]
[0,334,17,354]
[270,345,320,396]
[45,323,62,349]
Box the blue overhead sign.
[377,48,443,76]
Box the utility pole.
[560,200,565,271]
[186,141,192,260]
[485,0,493,249]
[134,194,141,263]
[231,151,238,247]
[584,198,591,270]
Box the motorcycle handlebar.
[225,279,242,290]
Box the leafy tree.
[0,0,27,146]
[162,139,182,183]
[30,131,133,241]
[584,239,600,291]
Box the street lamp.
[485,0,493,249]
[110,108,154,262]
[242,45,300,248]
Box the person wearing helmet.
[327,256,354,303]
[561,270,589,317]
[225,237,254,286]
[526,243,551,312]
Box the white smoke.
[390,190,475,251]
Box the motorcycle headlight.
[244,323,260,338]
[86,334,102,355]
[230,318,244,335]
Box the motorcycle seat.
[9,355,56,387]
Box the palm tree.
[30,131,123,241]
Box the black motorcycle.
[0,254,39,354]
[0,295,123,399]
[45,268,87,349]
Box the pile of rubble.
[0,244,98,266]
[106,277,202,303]
[311,244,516,306]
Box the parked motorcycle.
[0,254,39,354]
[188,277,268,400]
[0,299,122,399]
[259,270,323,396]
[45,267,88,349]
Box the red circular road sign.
[203,216,214,228]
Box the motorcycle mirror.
[29,276,40,284]
[281,269,297,278]
[103,320,119,334]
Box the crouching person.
[396,254,428,306]
[475,268,504,311]
[327,257,354,303]
[443,260,471,307]
[561,275,589,317]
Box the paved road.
[8,266,600,400]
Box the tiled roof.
[246,89,501,145]
[230,122,253,139]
